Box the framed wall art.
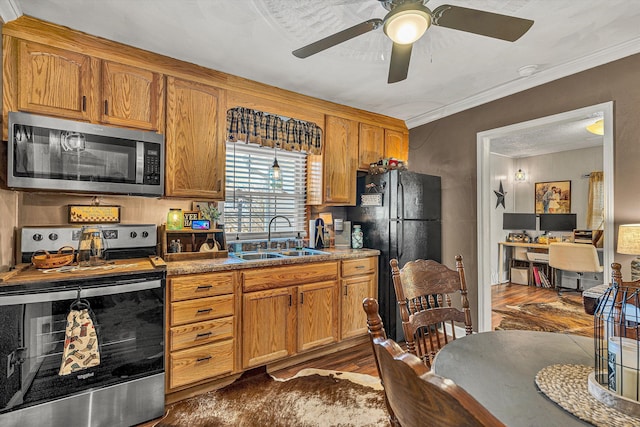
[535,180,571,214]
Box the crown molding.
[406,36,640,129]
[0,0,21,23]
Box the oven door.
[0,278,164,415]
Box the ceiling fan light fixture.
[383,5,432,44]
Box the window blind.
[224,142,306,239]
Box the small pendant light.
[270,148,283,189]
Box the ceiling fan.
[292,0,534,84]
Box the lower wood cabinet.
[241,262,339,368]
[167,271,237,391]
[340,257,378,339]
[166,256,378,392]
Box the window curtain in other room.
[586,171,604,230]
[226,107,322,154]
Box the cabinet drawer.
[342,257,376,277]
[242,261,338,292]
[171,294,234,326]
[170,272,234,302]
[170,317,234,352]
[169,339,234,389]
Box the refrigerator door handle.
[397,178,405,260]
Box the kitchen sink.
[278,249,328,257]
[230,248,328,261]
[230,251,286,260]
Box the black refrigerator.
[347,170,441,341]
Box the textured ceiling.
[490,113,604,158]
[4,0,640,131]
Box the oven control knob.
[142,231,149,238]
[130,231,138,239]
[49,233,58,241]
[33,233,43,241]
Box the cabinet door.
[101,60,163,131]
[358,123,384,170]
[341,274,377,339]
[242,287,295,368]
[165,76,226,199]
[384,129,409,162]
[18,40,94,121]
[297,281,338,352]
[324,115,358,205]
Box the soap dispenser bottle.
[295,232,304,250]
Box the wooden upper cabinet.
[324,115,358,205]
[358,123,384,170]
[165,76,226,199]
[15,40,163,132]
[101,60,164,131]
[18,40,94,121]
[385,129,409,162]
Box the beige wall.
[0,189,17,270]
[410,53,640,329]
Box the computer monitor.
[503,213,537,230]
[539,213,577,232]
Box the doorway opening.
[476,102,614,332]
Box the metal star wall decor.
[494,180,506,209]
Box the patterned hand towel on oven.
[59,296,101,375]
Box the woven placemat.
[535,364,640,427]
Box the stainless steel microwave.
[7,112,164,196]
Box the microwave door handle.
[0,279,162,306]
[136,141,145,184]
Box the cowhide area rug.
[493,297,593,337]
[155,368,388,427]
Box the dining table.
[432,330,594,427]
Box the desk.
[432,330,593,427]
[498,241,551,286]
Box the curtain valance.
[226,107,322,155]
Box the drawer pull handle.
[196,332,212,339]
[196,285,213,290]
[196,356,212,362]
[355,265,365,269]
[196,308,213,314]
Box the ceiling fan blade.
[388,42,412,84]
[292,19,383,58]
[432,5,533,42]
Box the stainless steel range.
[0,224,165,427]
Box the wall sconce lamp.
[586,119,604,136]
[617,224,640,280]
[514,168,526,182]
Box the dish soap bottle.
[295,232,304,250]
[352,225,363,249]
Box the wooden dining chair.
[363,298,505,427]
[390,255,472,368]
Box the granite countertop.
[166,247,380,276]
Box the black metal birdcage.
[594,263,640,402]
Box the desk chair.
[362,298,506,427]
[548,242,604,294]
[390,256,472,369]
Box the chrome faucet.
[268,215,292,249]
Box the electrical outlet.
[6,351,15,378]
